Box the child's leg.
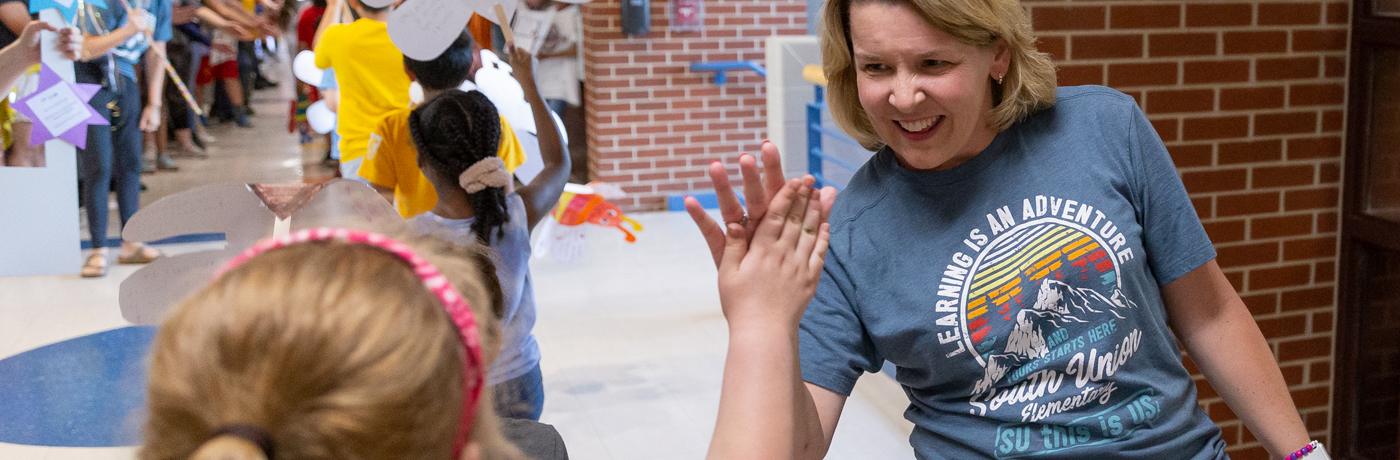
[77,89,116,266]
[218,61,251,128]
[112,75,149,221]
[149,126,165,155]
[164,72,204,156]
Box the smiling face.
[849,1,1009,170]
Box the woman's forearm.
[1177,299,1311,457]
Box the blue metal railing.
[688,60,863,190]
[689,61,767,86]
[807,86,864,190]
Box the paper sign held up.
[293,50,324,86]
[13,64,107,148]
[387,0,474,61]
[30,0,104,23]
[119,180,404,324]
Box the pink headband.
[215,228,484,457]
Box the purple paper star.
[13,64,107,149]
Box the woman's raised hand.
[685,141,837,268]
[685,141,837,328]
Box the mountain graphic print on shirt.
[933,198,1160,458]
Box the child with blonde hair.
[139,229,564,460]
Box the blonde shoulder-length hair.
[139,235,523,460]
[819,0,1058,151]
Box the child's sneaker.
[142,151,157,173]
[156,154,179,171]
[175,143,208,159]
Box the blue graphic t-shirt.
[799,86,1227,459]
[102,0,173,80]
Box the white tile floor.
[0,54,915,460]
[530,213,915,459]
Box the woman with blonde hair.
[689,0,1323,458]
[139,229,551,460]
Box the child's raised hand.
[685,141,837,268]
[123,9,152,36]
[712,176,830,330]
[55,26,82,61]
[17,22,83,64]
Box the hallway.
[0,57,915,459]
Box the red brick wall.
[580,0,807,210]
[1031,1,1348,458]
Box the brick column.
[581,0,808,210]
[1031,1,1348,458]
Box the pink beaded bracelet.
[1286,441,1321,460]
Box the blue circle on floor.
[0,326,156,447]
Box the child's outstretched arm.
[508,46,569,229]
[686,146,843,460]
[309,0,343,47]
[709,176,831,459]
[0,22,80,90]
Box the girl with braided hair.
[408,46,568,422]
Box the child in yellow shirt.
[360,32,526,218]
[312,0,409,181]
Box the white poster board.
[510,7,556,54]
[0,9,80,277]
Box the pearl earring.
[996,74,1004,84]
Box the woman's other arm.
[1162,259,1312,458]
